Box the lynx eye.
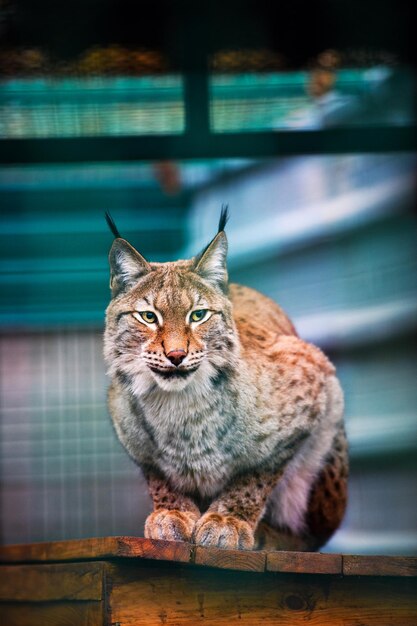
[190,309,208,323]
[138,311,157,324]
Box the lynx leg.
[193,467,284,550]
[144,471,200,542]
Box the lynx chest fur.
[104,210,348,551]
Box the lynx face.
[104,226,238,393]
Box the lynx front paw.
[144,509,198,542]
[193,512,254,550]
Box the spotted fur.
[104,219,348,551]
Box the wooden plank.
[106,562,417,625]
[116,537,192,564]
[267,551,342,575]
[0,536,121,563]
[343,555,417,577]
[0,601,104,626]
[0,536,191,565]
[1,535,416,578]
[0,562,104,601]
[194,546,266,572]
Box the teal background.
[0,70,416,554]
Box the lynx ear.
[194,205,229,291]
[109,238,151,297]
[194,230,228,291]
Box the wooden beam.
[0,601,104,626]
[105,561,417,626]
[194,546,266,572]
[0,538,416,626]
[343,555,417,577]
[116,536,192,563]
[0,562,104,602]
[0,536,192,565]
[267,551,342,575]
[2,536,417,578]
[1,127,416,165]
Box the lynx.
[104,209,348,551]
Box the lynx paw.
[144,509,198,542]
[193,512,254,550]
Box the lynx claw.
[144,509,198,542]
[193,512,254,550]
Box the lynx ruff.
[104,209,348,551]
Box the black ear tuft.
[194,205,230,265]
[105,211,122,239]
[218,204,229,233]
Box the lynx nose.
[166,349,187,367]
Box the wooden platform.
[0,536,416,625]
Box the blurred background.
[0,0,416,554]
